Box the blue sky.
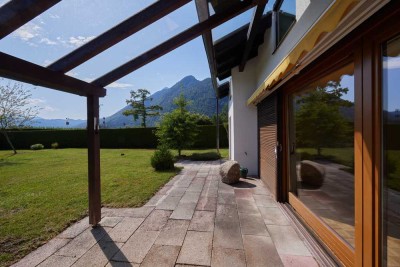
[0,1,274,120]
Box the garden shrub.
[190,152,221,161]
[151,146,174,171]
[30,144,44,150]
[51,142,59,149]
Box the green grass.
[0,148,180,266]
[0,147,229,266]
[178,148,228,159]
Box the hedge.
[0,125,228,150]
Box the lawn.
[0,148,226,266]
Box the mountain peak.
[179,75,198,87]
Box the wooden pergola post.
[87,95,101,226]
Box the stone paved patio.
[13,160,320,267]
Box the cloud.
[13,22,41,41]
[165,17,179,32]
[106,82,133,89]
[384,57,400,70]
[66,71,78,77]
[68,36,96,47]
[49,14,60,19]
[43,106,57,112]
[27,98,46,105]
[39,37,57,45]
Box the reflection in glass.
[382,36,400,267]
[276,0,296,46]
[289,63,355,247]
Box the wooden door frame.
[277,2,400,266]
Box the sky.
[0,0,274,120]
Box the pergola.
[0,0,268,225]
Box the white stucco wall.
[228,0,333,177]
[228,63,258,176]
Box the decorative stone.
[220,161,240,184]
[300,160,325,187]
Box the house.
[209,0,400,266]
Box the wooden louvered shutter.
[258,94,278,199]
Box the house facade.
[222,0,400,266]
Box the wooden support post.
[216,97,220,154]
[87,95,101,226]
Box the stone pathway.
[13,160,319,267]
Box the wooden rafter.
[0,52,106,97]
[195,0,218,91]
[239,1,268,72]
[0,0,61,40]
[93,0,257,87]
[48,0,191,73]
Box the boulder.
[220,160,241,184]
[300,160,326,187]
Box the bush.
[151,146,174,171]
[190,152,221,161]
[30,144,44,150]
[51,142,59,149]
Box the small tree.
[0,81,40,154]
[123,89,162,128]
[295,81,353,156]
[156,93,199,156]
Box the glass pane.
[382,35,400,267]
[277,0,296,45]
[289,63,355,247]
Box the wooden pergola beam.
[93,0,257,87]
[0,52,106,97]
[48,0,191,73]
[195,0,218,91]
[0,0,61,40]
[239,1,268,72]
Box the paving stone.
[267,225,312,256]
[252,187,272,196]
[139,210,172,231]
[12,238,70,267]
[280,254,319,267]
[168,187,187,197]
[243,235,283,267]
[58,217,90,239]
[156,196,182,210]
[72,240,123,267]
[253,195,277,207]
[141,245,181,267]
[238,212,269,236]
[234,189,254,199]
[218,183,234,194]
[211,247,246,267]
[144,194,165,206]
[156,185,173,195]
[103,217,144,242]
[213,205,242,249]
[56,226,111,258]
[99,217,123,228]
[187,181,205,193]
[102,207,154,218]
[196,196,217,211]
[112,230,159,263]
[180,192,201,204]
[218,192,236,205]
[188,211,215,232]
[170,203,197,220]
[177,231,213,266]
[258,207,291,226]
[37,255,77,267]
[105,262,139,267]
[155,219,190,246]
[236,199,259,214]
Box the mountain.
[105,75,228,128]
[28,118,86,128]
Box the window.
[274,0,296,48]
